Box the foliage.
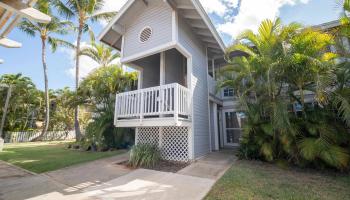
[129,144,161,168]
[77,65,137,150]
[53,0,117,140]
[18,0,73,139]
[0,74,43,132]
[222,18,350,170]
[79,32,120,67]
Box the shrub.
[129,144,161,168]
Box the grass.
[0,141,124,173]
[205,160,350,200]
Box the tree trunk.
[35,38,50,141]
[0,85,12,139]
[74,25,83,141]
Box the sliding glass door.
[223,111,245,147]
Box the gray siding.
[165,49,186,86]
[123,0,172,59]
[178,16,210,158]
[133,54,160,89]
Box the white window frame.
[223,88,234,97]
[222,109,243,147]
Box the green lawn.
[0,141,124,173]
[206,160,350,200]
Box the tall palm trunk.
[0,85,12,139]
[74,24,83,141]
[35,37,50,141]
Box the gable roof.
[313,20,341,31]
[99,0,225,57]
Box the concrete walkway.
[0,150,236,200]
[178,150,237,180]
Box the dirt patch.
[116,160,189,173]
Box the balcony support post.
[140,91,144,124]
[174,84,179,125]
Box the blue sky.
[0,0,340,90]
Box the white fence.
[4,131,75,143]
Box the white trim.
[213,103,219,150]
[211,58,215,79]
[120,41,176,63]
[99,0,226,53]
[222,109,241,147]
[172,10,178,42]
[115,118,192,127]
[190,0,226,51]
[160,52,166,85]
[98,0,135,41]
[206,47,212,152]
[188,126,194,159]
[121,35,125,57]
[175,43,194,158]
[0,1,51,24]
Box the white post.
[213,103,219,151]
[114,94,118,126]
[212,59,215,80]
[140,92,144,124]
[174,84,179,124]
[160,52,165,85]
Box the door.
[223,110,245,147]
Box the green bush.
[129,144,161,168]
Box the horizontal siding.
[178,16,210,159]
[165,49,186,86]
[133,54,160,88]
[123,0,172,58]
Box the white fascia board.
[98,0,135,42]
[0,37,22,48]
[0,1,51,23]
[191,0,226,52]
[120,41,177,63]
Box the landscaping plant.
[220,18,350,171]
[129,144,161,168]
[76,65,137,151]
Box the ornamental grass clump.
[129,144,161,168]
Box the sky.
[0,0,341,91]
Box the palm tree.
[18,0,72,140]
[80,33,120,67]
[0,74,41,134]
[54,0,116,140]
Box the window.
[139,27,152,43]
[223,88,234,97]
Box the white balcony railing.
[114,83,191,126]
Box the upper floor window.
[139,27,152,43]
[223,88,234,97]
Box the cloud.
[200,0,239,16]
[218,0,311,39]
[98,0,128,26]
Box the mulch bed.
[116,160,189,173]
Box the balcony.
[114,83,191,127]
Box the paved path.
[178,150,237,180]
[0,150,236,200]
